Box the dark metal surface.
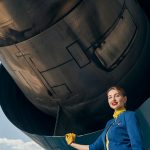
[0,0,81,46]
[25,130,103,150]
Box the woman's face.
[107,89,127,110]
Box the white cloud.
[0,138,44,150]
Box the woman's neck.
[114,107,126,112]
[113,107,126,119]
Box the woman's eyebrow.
[108,92,120,97]
[115,92,120,95]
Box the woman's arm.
[65,133,89,150]
[70,142,89,150]
[65,132,103,150]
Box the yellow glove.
[65,133,76,145]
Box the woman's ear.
[124,96,127,103]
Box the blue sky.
[0,106,44,150]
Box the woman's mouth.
[112,102,118,106]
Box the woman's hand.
[65,133,76,145]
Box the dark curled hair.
[106,86,127,97]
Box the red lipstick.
[112,102,118,106]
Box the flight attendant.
[65,86,144,150]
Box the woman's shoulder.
[123,110,137,120]
[124,110,136,116]
[117,110,136,119]
[124,110,135,115]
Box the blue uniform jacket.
[89,111,144,150]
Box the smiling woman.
[65,86,144,150]
[107,86,127,111]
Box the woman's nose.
[112,97,116,101]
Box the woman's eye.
[116,94,120,97]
